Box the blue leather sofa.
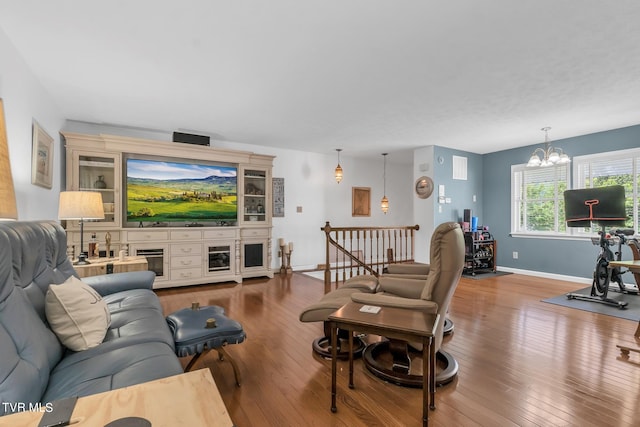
[0,221,183,416]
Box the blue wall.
[433,146,484,225]
[483,124,640,279]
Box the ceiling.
[2,1,640,160]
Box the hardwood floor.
[156,273,640,427]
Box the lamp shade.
[0,98,18,220]
[335,163,343,183]
[58,191,105,220]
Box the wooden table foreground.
[0,369,233,427]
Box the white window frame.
[572,147,640,236]
[511,147,640,239]
[511,163,570,238]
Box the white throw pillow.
[45,276,111,351]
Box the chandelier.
[526,127,570,167]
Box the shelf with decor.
[241,168,270,224]
[67,150,121,229]
[463,232,497,276]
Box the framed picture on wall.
[352,187,371,217]
[31,120,54,189]
[273,177,285,217]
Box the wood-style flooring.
[156,273,640,427]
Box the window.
[512,164,569,235]
[511,147,640,237]
[573,148,640,233]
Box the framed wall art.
[352,187,371,217]
[31,120,54,189]
[273,177,285,217]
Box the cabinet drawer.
[170,267,203,281]
[171,243,202,256]
[170,255,202,269]
[241,228,270,238]
[170,230,202,240]
[126,230,169,241]
[203,229,238,239]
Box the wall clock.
[415,176,434,199]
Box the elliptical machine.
[564,185,635,309]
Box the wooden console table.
[328,302,439,427]
[74,255,148,278]
[0,369,233,427]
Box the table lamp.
[58,191,104,265]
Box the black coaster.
[104,417,151,427]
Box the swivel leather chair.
[384,263,455,335]
[352,221,465,386]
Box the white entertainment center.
[62,132,275,289]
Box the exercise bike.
[567,228,638,308]
[564,185,637,309]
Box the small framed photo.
[31,120,54,189]
[352,187,371,217]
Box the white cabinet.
[65,148,121,230]
[123,228,243,288]
[240,166,271,226]
[204,241,237,279]
[63,132,274,288]
[170,242,203,282]
[240,228,273,279]
[128,242,170,286]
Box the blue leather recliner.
[0,221,183,416]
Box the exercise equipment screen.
[564,185,627,227]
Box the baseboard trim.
[497,266,592,285]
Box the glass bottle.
[88,233,99,258]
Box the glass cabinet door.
[242,168,268,224]
[71,151,121,228]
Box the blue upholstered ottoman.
[166,305,246,386]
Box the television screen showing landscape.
[126,158,237,224]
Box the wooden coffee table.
[0,369,233,427]
[328,302,439,427]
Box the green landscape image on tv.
[126,158,237,224]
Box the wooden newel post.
[322,221,332,293]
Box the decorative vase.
[94,175,107,189]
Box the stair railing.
[321,221,419,292]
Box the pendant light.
[334,149,343,183]
[381,153,389,214]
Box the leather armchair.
[352,221,465,386]
[385,263,430,276]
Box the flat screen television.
[125,156,237,227]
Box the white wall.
[276,152,413,269]
[0,27,65,220]
[413,146,435,263]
